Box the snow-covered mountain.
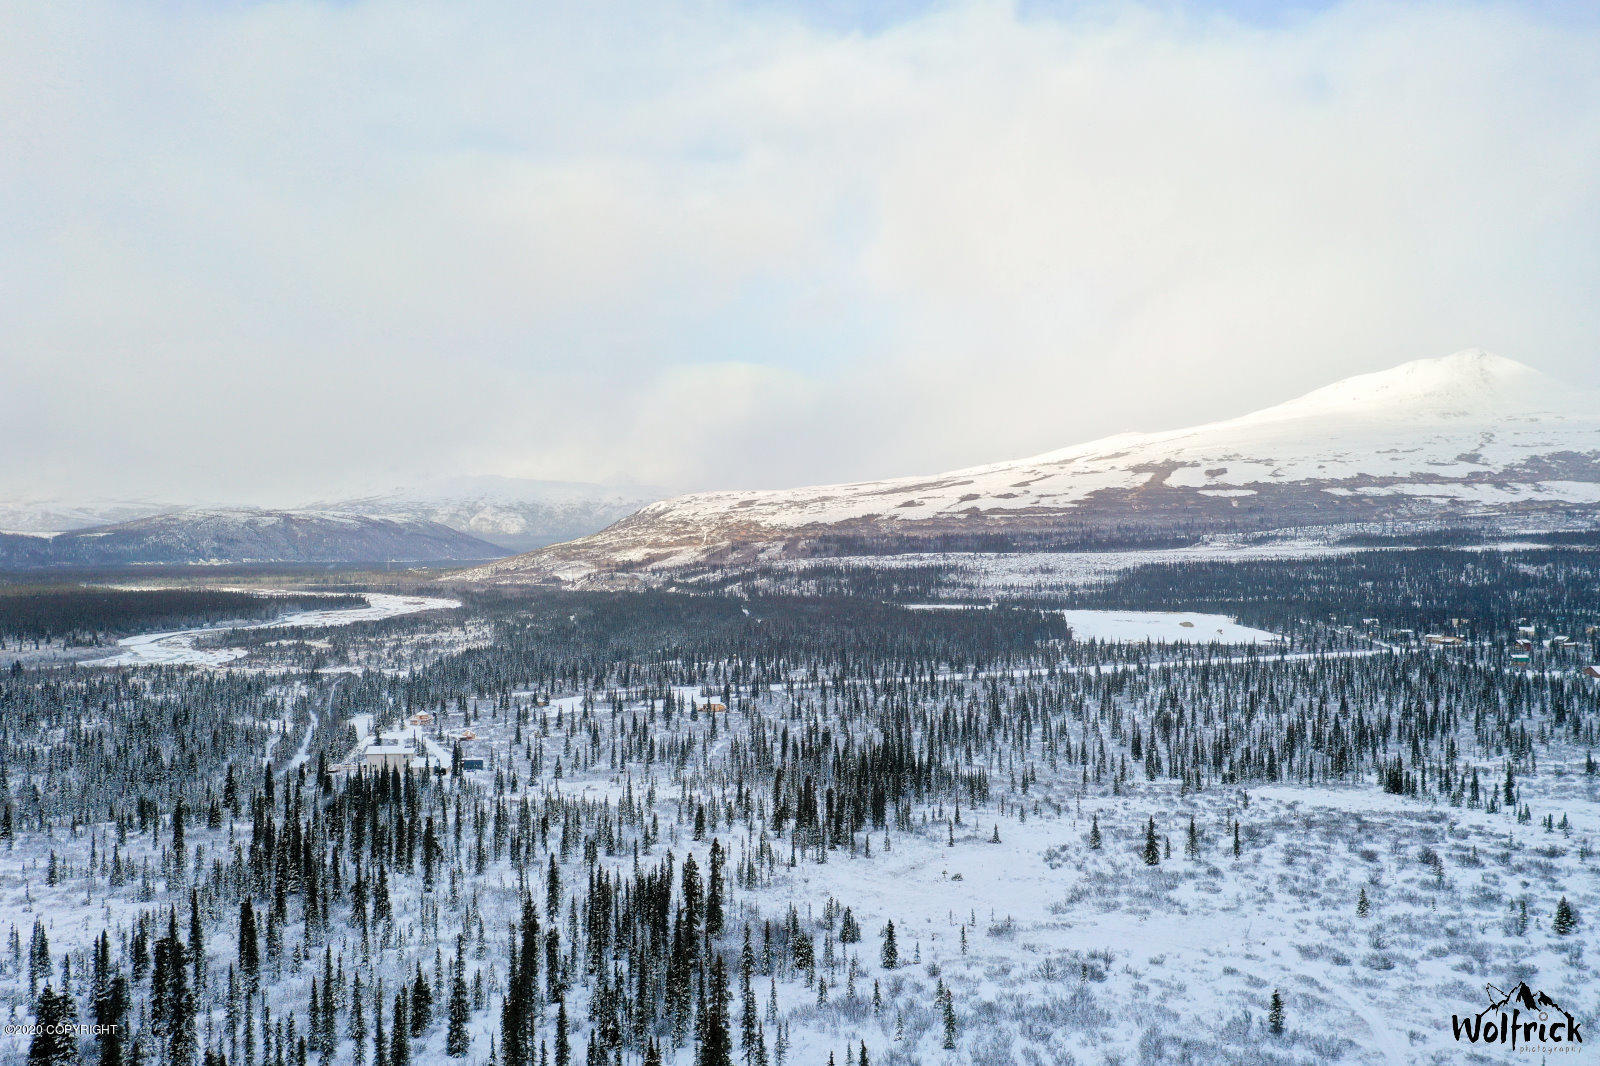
[0,509,505,569]
[465,350,1600,585]
[311,475,661,553]
[0,497,176,534]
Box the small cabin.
[408,712,434,726]
[460,757,485,772]
[1582,665,1600,680]
[1423,634,1463,646]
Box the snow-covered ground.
[1061,609,1283,644]
[5,676,1592,1066]
[79,591,460,667]
[748,537,1365,595]
[903,605,1285,644]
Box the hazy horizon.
[7,0,1600,505]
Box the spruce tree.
[410,965,432,1036]
[390,990,409,1066]
[554,999,570,1066]
[447,942,471,1057]
[706,839,726,941]
[189,890,205,996]
[1088,815,1101,850]
[501,940,526,1066]
[1553,897,1579,936]
[1142,817,1160,866]
[1268,990,1285,1036]
[28,985,79,1066]
[739,927,759,1064]
[238,900,260,991]
[350,975,367,1066]
[372,982,386,1066]
[839,909,860,945]
[879,922,897,970]
[698,955,732,1066]
[97,975,128,1066]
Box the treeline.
[0,588,363,645]
[715,548,1600,646]
[422,589,1067,695]
[789,527,1209,556]
[1068,548,1600,639]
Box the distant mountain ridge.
[0,509,503,569]
[0,476,661,569]
[0,497,177,534]
[0,476,658,562]
[311,475,660,553]
[464,350,1600,586]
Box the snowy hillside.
[0,496,176,534]
[313,475,661,553]
[468,350,1600,585]
[0,509,506,568]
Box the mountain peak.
[463,347,1600,587]
[1241,349,1573,425]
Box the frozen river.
[81,591,461,667]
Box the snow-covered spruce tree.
[740,926,759,1064]
[28,984,79,1066]
[409,964,432,1036]
[839,908,860,945]
[446,939,471,1057]
[698,953,733,1066]
[1553,897,1579,935]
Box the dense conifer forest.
[1,552,1595,1064]
[0,590,364,649]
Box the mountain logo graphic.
[1451,981,1583,1049]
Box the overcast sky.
[4,0,1599,505]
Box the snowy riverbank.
[80,591,460,667]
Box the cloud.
[3,0,1598,503]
